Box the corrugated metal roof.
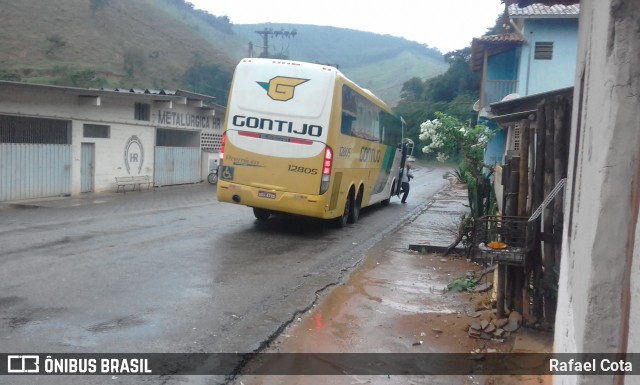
[0,81,225,109]
[508,3,580,17]
[106,87,176,95]
[502,0,579,7]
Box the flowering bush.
[419,112,493,179]
[420,112,497,219]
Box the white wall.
[0,83,223,196]
[554,1,640,384]
[71,121,156,194]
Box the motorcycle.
[207,168,218,185]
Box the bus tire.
[349,190,362,223]
[253,207,271,221]
[334,193,352,228]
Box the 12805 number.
[288,165,318,175]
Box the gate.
[154,147,201,186]
[0,143,72,201]
[0,115,72,201]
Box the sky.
[187,0,506,53]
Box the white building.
[0,81,225,201]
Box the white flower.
[436,152,449,163]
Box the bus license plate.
[258,191,276,199]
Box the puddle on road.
[87,314,145,333]
[238,230,488,385]
[257,232,475,354]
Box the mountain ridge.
[0,0,447,106]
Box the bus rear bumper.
[217,181,333,219]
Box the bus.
[217,58,411,227]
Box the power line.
[253,28,297,58]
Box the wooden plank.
[518,119,530,217]
[407,244,465,254]
[532,100,547,320]
[553,95,570,271]
[505,157,520,217]
[496,264,506,319]
[543,98,557,322]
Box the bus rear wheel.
[253,207,271,221]
[349,191,362,223]
[334,193,352,228]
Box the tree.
[123,50,145,78]
[419,112,495,219]
[394,47,481,159]
[183,63,232,105]
[400,77,424,101]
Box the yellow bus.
[217,58,410,226]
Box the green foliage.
[454,164,473,184]
[447,275,478,292]
[52,66,107,88]
[400,77,425,101]
[45,35,66,57]
[419,112,491,164]
[0,71,21,81]
[183,62,232,105]
[123,50,145,77]
[466,172,496,219]
[5,1,447,106]
[424,48,480,103]
[453,162,497,221]
[394,47,481,154]
[484,14,509,36]
[159,0,233,34]
[418,112,497,219]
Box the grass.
[3,0,447,99]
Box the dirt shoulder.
[234,181,551,385]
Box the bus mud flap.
[329,172,343,211]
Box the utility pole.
[254,28,297,58]
[248,42,254,58]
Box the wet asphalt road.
[0,164,451,385]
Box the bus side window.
[341,113,355,135]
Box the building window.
[0,115,70,144]
[83,124,110,138]
[534,42,553,60]
[134,102,150,121]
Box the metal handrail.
[528,178,567,222]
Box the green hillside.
[234,23,448,105]
[0,0,447,106]
[0,0,239,92]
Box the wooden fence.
[496,94,572,324]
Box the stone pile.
[467,309,522,340]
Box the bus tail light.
[320,146,333,194]
[220,133,226,161]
